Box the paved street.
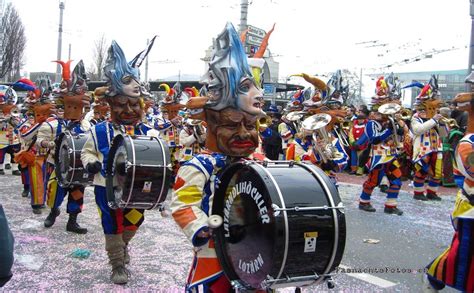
[0,169,458,292]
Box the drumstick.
[208,215,223,229]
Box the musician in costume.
[38,60,90,234]
[179,117,206,164]
[81,39,156,284]
[155,84,183,178]
[170,22,266,292]
[89,94,110,125]
[348,112,368,174]
[0,88,21,176]
[357,76,406,216]
[423,75,474,292]
[14,78,54,214]
[287,73,348,185]
[407,75,444,201]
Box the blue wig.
[104,40,140,96]
[203,22,253,111]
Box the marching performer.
[81,38,156,284]
[0,88,21,176]
[348,112,368,174]
[170,22,266,292]
[156,83,184,177]
[408,75,444,201]
[179,117,206,164]
[39,60,90,234]
[423,75,474,292]
[14,78,53,214]
[357,77,406,216]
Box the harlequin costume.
[0,87,20,176]
[14,78,54,214]
[357,75,405,215]
[286,72,348,186]
[170,22,267,292]
[38,60,90,234]
[423,79,474,292]
[81,38,156,284]
[407,75,443,201]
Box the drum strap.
[95,122,114,177]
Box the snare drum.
[212,161,346,290]
[54,132,93,188]
[106,134,172,210]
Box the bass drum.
[212,161,346,290]
[106,134,172,210]
[54,132,93,188]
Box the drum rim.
[124,135,137,208]
[297,162,342,279]
[151,135,168,209]
[253,162,289,283]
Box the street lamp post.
[468,0,474,90]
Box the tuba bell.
[302,113,344,163]
[378,103,403,149]
[284,111,306,133]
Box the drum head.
[213,162,279,289]
[106,135,128,208]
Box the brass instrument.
[302,113,344,163]
[439,117,458,128]
[400,108,412,120]
[284,111,306,133]
[187,119,206,144]
[341,120,352,131]
[257,115,273,131]
[378,103,403,149]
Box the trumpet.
[439,117,459,128]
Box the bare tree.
[0,3,26,81]
[87,34,108,81]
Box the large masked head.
[103,37,156,125]
[53,60,90,121]
[188,23,265,157]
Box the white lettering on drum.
[238,253,265,274]
[223,181,270,238]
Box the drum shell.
[54,132,93,188]
[213,161,346,289]
[106,134,172,210]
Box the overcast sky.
[10,0,472,85]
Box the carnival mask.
[206,107,258,157]
[108,95,143,125]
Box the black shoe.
[427,193,442,201]
[413,194,428,201]
[384,206,403,215]
[66,213,88,234]
[0,170,4,175]
[359,204,376,212]
[32,208,42,215]
[12,170,21,176]
[22,188,29,197]
[44,208,60,228]
[5,164,11,170]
